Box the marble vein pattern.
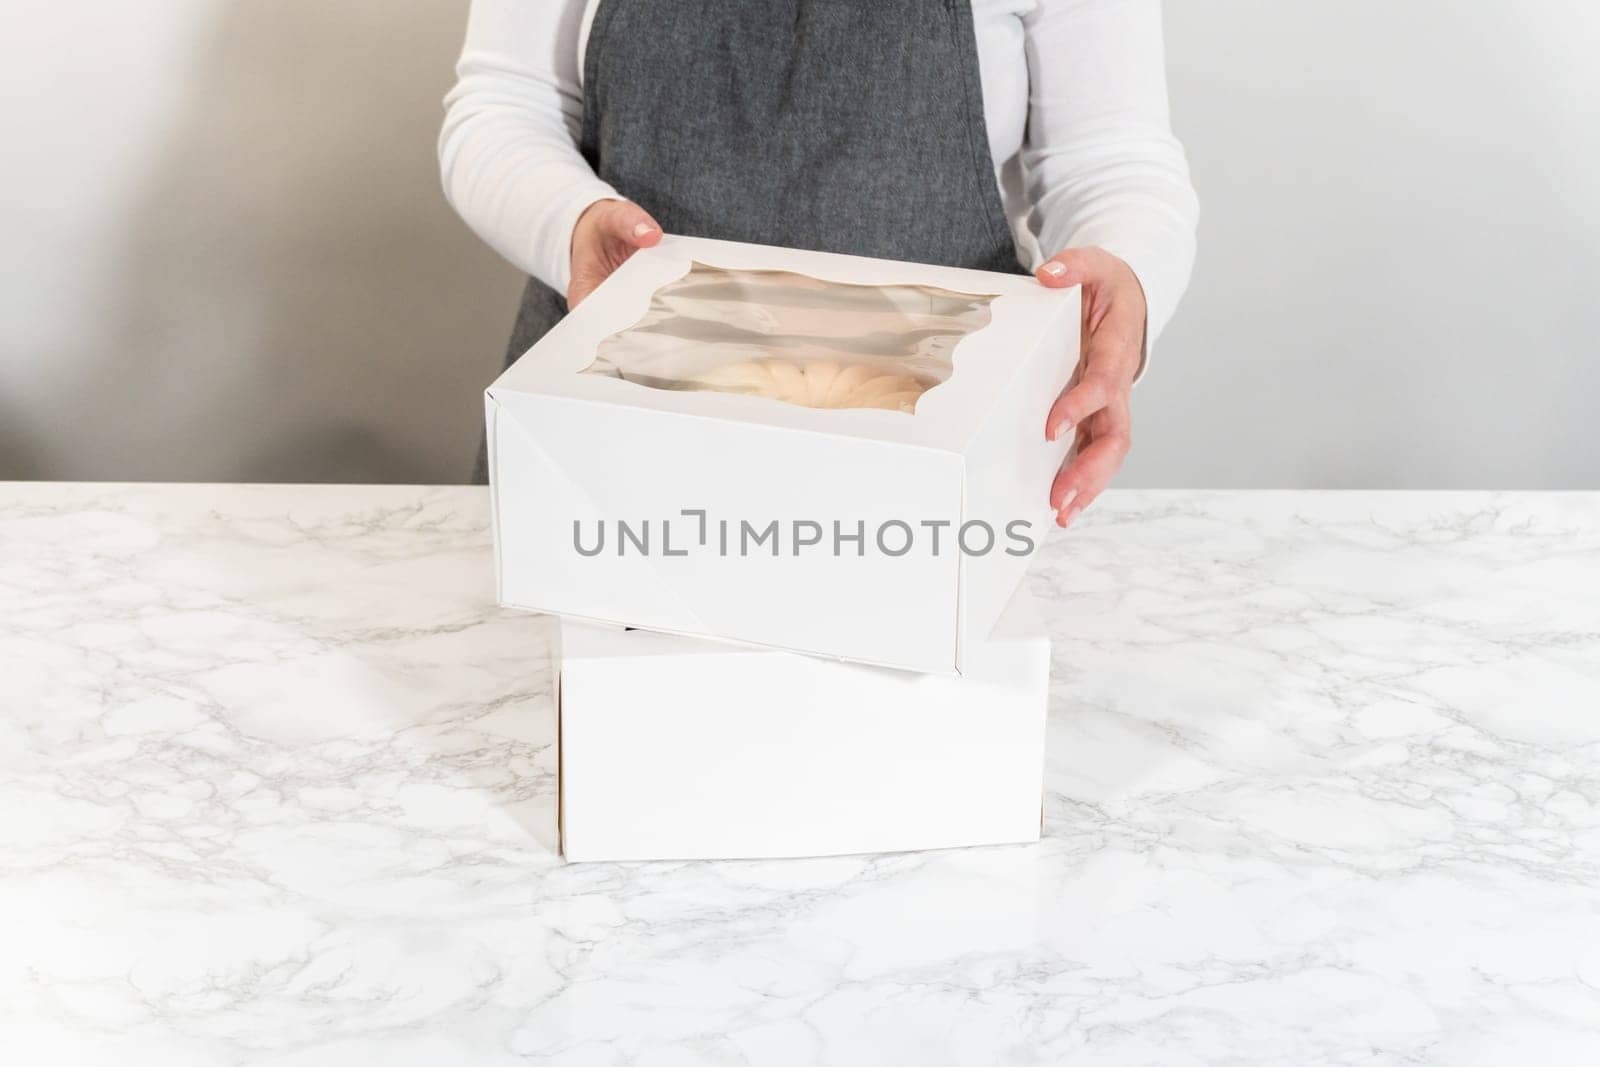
[2,483,1598,1065]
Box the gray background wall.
[2,1,1596,488]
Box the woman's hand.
[1035,248,1147,529]
[567,199,663,308]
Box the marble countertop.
[4,483,1598,1065]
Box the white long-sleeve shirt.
[440,0,1199,345]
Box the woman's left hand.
[1034,247,1147,529]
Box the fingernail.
[632,222,656,239]
[1053,487,1078,518]
[1059,504,1083,530]
[1041,262,1067,278]
[1048,420,1073,443]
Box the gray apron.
[476,0,1020,481]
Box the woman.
[441,0,1197,526]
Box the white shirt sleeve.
[1021,0,1199,353]
[438,0,616,297]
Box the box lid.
[489,235,1074,456]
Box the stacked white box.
[487,236,1070,860]
[554,587,1050,862]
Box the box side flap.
[955,288,1078,663]
[989,583,1047,645]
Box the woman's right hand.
[567,199,663,308]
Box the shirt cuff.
[536,179,622,298]
[1055,212,1197,385]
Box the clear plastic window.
[583,263,995,413]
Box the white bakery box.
[486,235,1079,674]
[554,586,1051,861]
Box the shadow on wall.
[37,0,522,483]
